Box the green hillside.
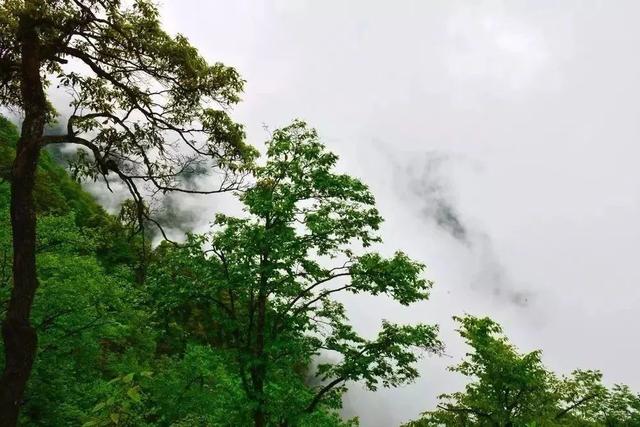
[0,117,346,426]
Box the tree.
[6,215,151,426]
[0,0,256,422]
[405,315,640,427]
[149,121,443,426]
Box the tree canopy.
[1,0,257,231]
[1,1,639,426]
[148,121,443,426]
[405,315,640,427]
[0,0,255,422]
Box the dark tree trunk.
[252,288,267,427]
[0,12,45,426]
[253,408,266,427]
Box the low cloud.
[393,150,533,308]
[471,232,534,308]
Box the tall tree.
[0,0,255,423]
[149,121,443,426]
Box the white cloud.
[444,4,550,92]
[115,1,640,425]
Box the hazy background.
[86,1,640,425]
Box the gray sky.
[154,1,640,425]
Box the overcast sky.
[152,1,640,425]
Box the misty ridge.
[1,1,639,427]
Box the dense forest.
[0,1,639,426]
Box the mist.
[49,1,640,425]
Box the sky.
[80,1,640,425]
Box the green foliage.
[147,121,442,425]
[16,0,636,422]
[1,0,257,204]
[405,315,640,427]
[0,117,140,273]
[0,117,98,217]
[2,114,372,426]
[146,345,249,426]
[81,372,152,427]
[0,202,152,425]
[0,117,149,425]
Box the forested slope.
[0,117,347,426]
[2,113,639,427]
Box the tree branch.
[555,394,599,420]
[304,376,347,414]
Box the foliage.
[80,372,151,427]
[1,0,258,230]
[1,15,639,420]
[0,206,151,425]
[405,315,640,427]
[147,121,442,425]
[1,116,371,426]
[1,2,259,418]
[0,116,141,273]
[0,118,139,424]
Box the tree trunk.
[253,408,266,427]
[0,12,45,426]
[252,288,267,427]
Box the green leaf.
[110,412,120,424]
[127,387,141,403]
